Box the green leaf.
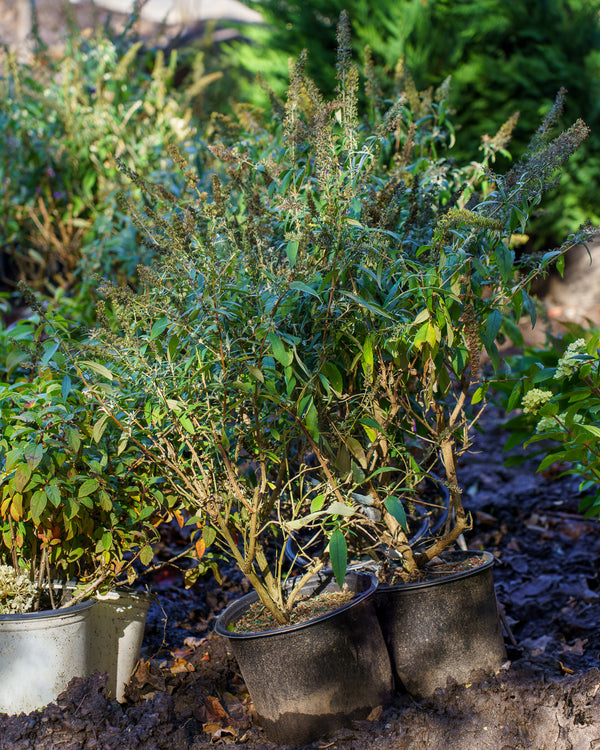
[538,453,564,472]
[268,331,293,366]
[247,364,264,383]
[167,334,180,361]
[413,320,430,349]
[506,381,523,412]
[179,415,196,434]
[344,437,368,470]
[471,385,485,405]
[30,490,47,520]
[494,243,514,283]
[344,217,363,228]
[24,443,43,470]
[202,526,217,546]
[339,291,393,320]
[65,426,81,454]
[117,432,129,456]
[412,308,430,327]
[101,531,113,551]
[290,280,321,299]
[149,317,169,340]
[139,543,154,566]
[532,367,556,384]
[362,336,374,378]
[522,290,537,329]
[425,322,438,348]
[320,361,344,396]
[98,490,113,512]
[61,375,72,400]
[41,340,60,365]
[581,424,600,438]
[79,360,114,381]
[329,529,348,589]
[13,465,31,493]
[46,482,61,507]
[285,240,299,267]
[92,414,110,443]
[482,310,502,350]
[78,478,100,498]
[383,496,408,532]
[310,493,325,513]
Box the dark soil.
[2,405,600,750]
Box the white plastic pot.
[0,598,96,714]
[89,589,153,702]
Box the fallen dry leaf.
[202,722,237,741]
[130,660,167,692]
[561,638,588,656]
[221,691,251,729]
[183,636,206,649]
[559,661,575,675]
[170,657,195,675]
[366,705,384,721]
[205,695,229,723]
[475,510,498,527]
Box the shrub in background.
[228,0,600,248]
[0,7,220,311]
[498,327,600,520]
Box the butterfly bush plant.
[74,12,597,621]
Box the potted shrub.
[75,11,597,740]
[0,319,170,711]
[288,73,598,695]
[500,329,600,521]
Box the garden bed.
[2,405,600,750]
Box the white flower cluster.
[0,565,37,615]
[522,388,553,414]
[554,338,587,379]
[536,412,583,434]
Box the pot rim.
[214,569,377,640]
[0,596,97,622]
[95,585,156,603]
[377,549,495,593]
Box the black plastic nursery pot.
[214,570,393,746]
[375,549,506,698]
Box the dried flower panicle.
[0,565,37,614]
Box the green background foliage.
[227,0,600,247]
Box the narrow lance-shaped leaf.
[329,528,348,589]
[383,496,408,533]
[93,414,110,443]
[268,331,293,366]
[79,360,114,381]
